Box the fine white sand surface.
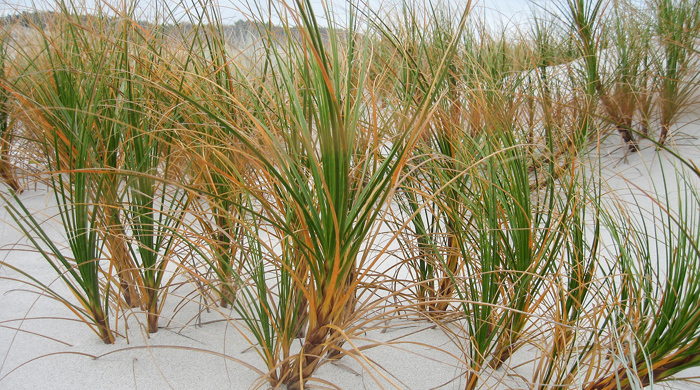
[2,112,700,389]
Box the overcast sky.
[1,0,555,29]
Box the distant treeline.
[0,11,333,48]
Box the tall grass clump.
[530,169,606,389]
[1,3,127,343]
[383,0,475,316]
[0,31,21,193]
[585,163,700,389]
[0,0,191,339]
[433,123,586,390]
[563,0,613,150]
[114,11,195,333]
[653,0,700,146]
[380,5,599,385]
[176,4,257,310]
[160,0,473,386]
[610,1,656,141]
[599,0,653,151]
[480,133,569,375]
[524,12,578,172]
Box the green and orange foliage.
[653,0,700,146]
[598,0,646,151]
[561,0,612,152]
[571,0,644,152]
[114,16,196,333]
[164,0,474,386]
[2,0,700,388]
[1,2,128,343]
[0,0,194,338]
[378,0,471,316]
[607,1,655,142]
[167,5,257,310]
[388,2,558,322]
[521,13,567,162]
[529,167,606,389]
[585,164,700,390]
[0,32,21,194]
[428,124,573,390]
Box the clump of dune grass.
[585,161,700,389]
[0,0,193,339]
[164,0,474,385]
[652,0,700,146]
[1,4,122,342]
[0,31,21,194]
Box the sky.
[0,0,545,28]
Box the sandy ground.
[2,110,700,389]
